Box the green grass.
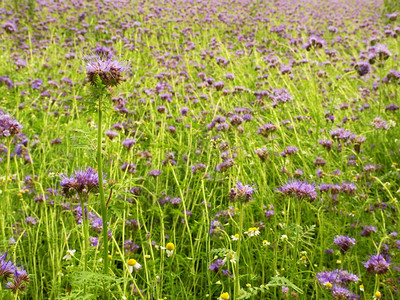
[0,0,400,299]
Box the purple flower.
[0,113,23,137]
[6,269,30,292]
[229,182,256,203]
[360,226,377,237]
[24,217,37,226]
[209,259,224,273]
[364,254,390,274]
[60,167,104,195]
[2,21,17,33]
[317,269,359,287]
[122,138,136,149]
[148,170,161,177]
[0,252,16,280]
[210,219,224,237]
[276,179,317,202]
[341,182,357,195]
[332,286,359,300]
[280,146,299,157]
[0,76,13,89]
[257,123,277,137]
[330,128,353,141]
[105,130,118,139]
[121,162,136,174]
[90,237,99,247]
[319,140,333,150]
[85,54,129,87]
[333,236,356,254]
[355,62,370,76]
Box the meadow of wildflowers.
[1,0,400,299]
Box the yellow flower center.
[220,292,229,300]
[166,242,175,251]
[127,259,137,266]
[325,282,332,289]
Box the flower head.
[219,292,229,300]
[229,182,256,203]
[165,242,174,257]
[0,252,16,280]
[276,179,317,202]
[63,249,76,261]
[245,227,260,237]
[0,113,23,138]
[364,254,390,275]
[333,236,356,254]
[85,54,129,87]
[60,167,104,195]
[127,259,142,273]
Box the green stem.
[235,202,244,298]
[98,95,109,276]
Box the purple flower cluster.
[60,167,104,195]
[229,182,256,203]
[333,236,356,254]
[0,113,23,137]
[0,252,29,292]
[85,54,129,87]
[317,269,359,299]
[276,179,317,202]
[364,254,390,274]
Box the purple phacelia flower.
[0,113,23,137]
[276,179,317,202]
[0,252,17,280]
[280,146,299,157]
[148,170,161,177]
[364,254,390,274]
[209,259,224,273]
[317,269,359,287]
[331,286,359,300]
[84,54,129,87]
[333,236,356,254]
[60,167,104,195]
[257,123,277,137]
[122,138,136,149]
[229,182,256,203]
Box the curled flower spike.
[84,54,129,87]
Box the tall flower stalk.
[84,54,129,277]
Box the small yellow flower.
[145,254,151,259]
[246,283,251,288]
[245,227,260,237]
[166,243,175,251]
[108,254,112,259]
[262,240,270,246]
[325,282,332,289]
[127,258,142,273]
[231,234,239,241]
[375,291,381,299]
[165,242,175,257]
[219,292,229,300]
[359,285,364,292]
